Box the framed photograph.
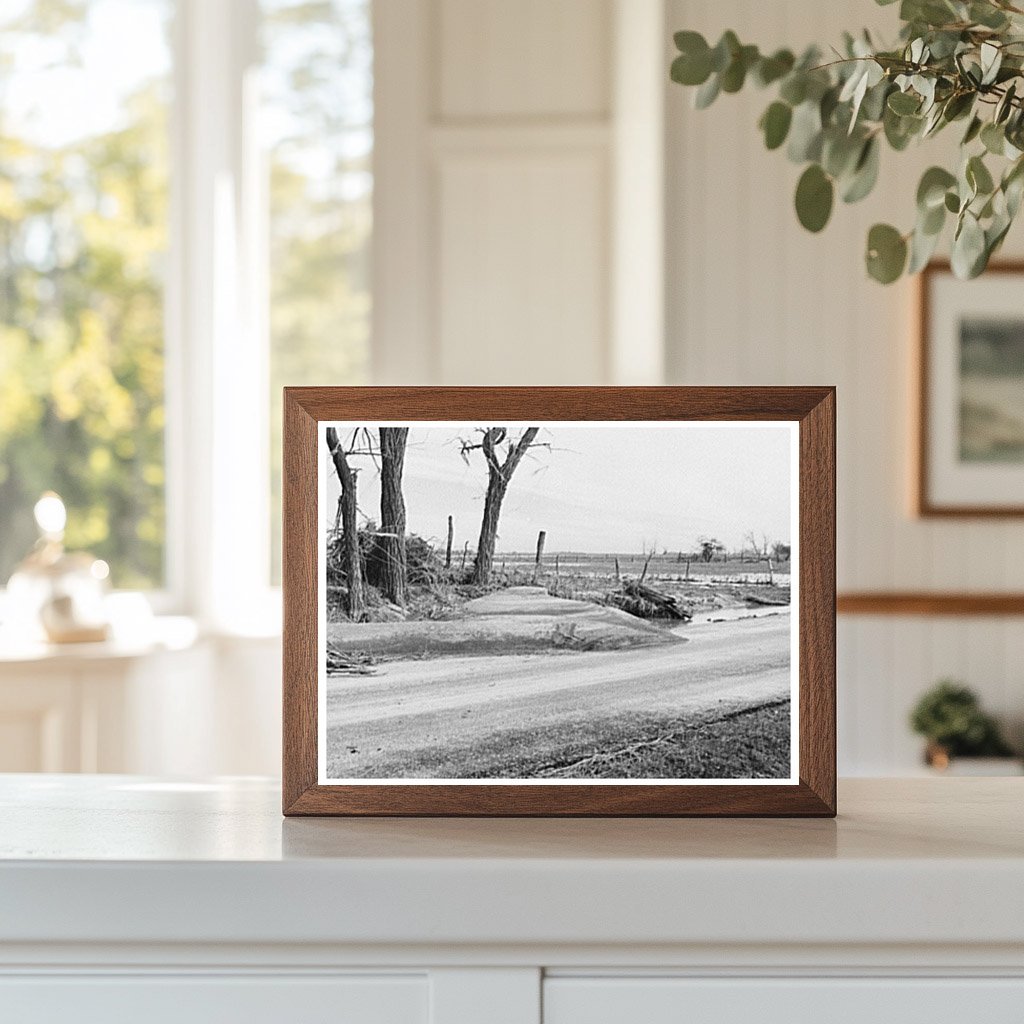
[283,387,835,816]
[918,261,1024,516]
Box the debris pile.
[326,644,377,676]
[607,580,692,622]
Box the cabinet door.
[0,974,428,1024]
[544,977,1024,1024]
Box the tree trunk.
[378,427,409,605]
[325,428,364,620]
[471,427,539,585]
[473,476,506,584]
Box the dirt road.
[325,606,791,778]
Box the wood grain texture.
[916,260,1024,518]
[798,389,837,812]
[282,392,319,812]
[838,592,1024,616]
[282,387,836,817]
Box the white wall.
[665,0,1024,771]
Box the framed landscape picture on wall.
[282,387,836,817]
[918,262,1024,516]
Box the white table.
[1,776,1022,1023]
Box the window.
[0,0,172,589]
[0,0,373,615]
[262,0,373,581]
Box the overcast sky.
[320,423,794,554]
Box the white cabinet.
[2,777,1023,1024]
[544,978,1024,1024]
[0,975,428,1024]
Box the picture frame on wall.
[918,261,1024,517]
[282,387,836,817]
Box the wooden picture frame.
[283,387,836,817]
[917,260,1024,517]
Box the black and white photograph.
[318,422,798,785]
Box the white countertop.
[1,775,1022,951]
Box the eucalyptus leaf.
[822,128,863,178]
[754,49,795,87]
[967,154,995,195]
[908,221,942,273]
[721,44,759,92]
[922,105,944,137]
[980,42,1002,86]
[795,164,834,232]
[970,2,1009,29]
[996,82,1017,124]
[787,101,823,162]
[962,115,983,145]
[888,90,921,115]
[884,106,922,150]
[981,121,1006,155]
[860,79,892,122]
[710,31,740,73]
[779,73,808,106]
[694,73,721,109]
[842,137,880,203]
[760,101,793,150]
[866,223,908,283]
[917,166,957,210]
[671,50,712,87]
[1004,158,1024,216]
[951,211,987,278]
[820,85,841,126]
[921,201,946,235]
[942,91,974,122]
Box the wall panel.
[437,151,607,384]
[438,0,611,120]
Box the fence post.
[533,530,546,582]
[445,515,454,569]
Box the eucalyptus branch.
[670,0,1024,282]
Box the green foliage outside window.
[264,0,372,582]
[0,0,170,587]
[0,0,373,591]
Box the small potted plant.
[910,680,1020,774]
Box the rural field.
[321,422,795,781]
[325,558,792,780]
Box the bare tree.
[325,427,364,620]
[377,427,409,605]
[743,530,771,561]
[463,427,541,584]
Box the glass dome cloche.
[5,492,111,644]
